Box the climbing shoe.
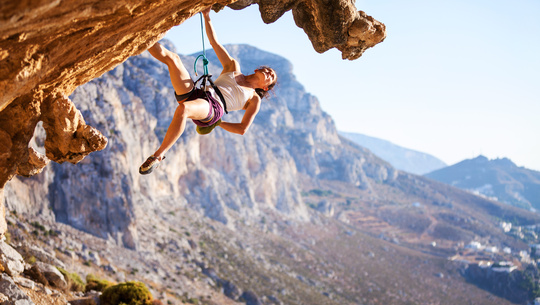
[196,119,222,135]
[139,155,165,175]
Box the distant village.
[449,221,540,273]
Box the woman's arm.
[202,8,240,73]
[219,96,261,135]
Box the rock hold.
[42,94,107,164]
[15,147,50,177]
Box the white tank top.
[214,72,254,112]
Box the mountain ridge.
[339,131,447,175]
[425,155,540,211]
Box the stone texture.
[227,0,386,59]
[0,273,34,304]
[16,241,65,268]
[15,148,49,177]
[0,241,25,276]
[0,188,5,237]
[13,277,36,290]
[33,261,67,289]
[68,297,98,305]
[0,0,385,236]
[42,95,108,164]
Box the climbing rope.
[191,12,228,114]
[194,12,209,76]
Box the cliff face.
[4,42,396,248]
[0,0,386,236]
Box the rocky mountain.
[3,43,540,305]
[339,131,447,175]
[0,0,387,238]
[425,155,540,211]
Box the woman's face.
[255,67,277,90]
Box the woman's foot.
[139,155,165,175]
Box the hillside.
[3,43,540,305]
[339,131,447,175]
[426,155,540,211]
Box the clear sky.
[165,0,540,171]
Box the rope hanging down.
[194,12,209,76]
[191,12,228,114]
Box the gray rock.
[316,200,334,217]
[241,290,262,305]
[19,242,65,269]
[34,261,67,289]
[0,273,34,304]
[67,297,98,305]
[13,277,35,289]
[7,300,35,305]
[267,295,283,305]
[0,242,25,276]
[222,280,242,301]
[88,251,101,266]
[101,264,117,273]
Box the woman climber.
[139,8,278,175]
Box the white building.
[484,246,498,253]
[500,222,512,233]
[492,261,517,273]
[466,241,484,251]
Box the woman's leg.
[148,42,194,95]
[140,43,210,174]
[152,98,210,158]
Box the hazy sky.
[165,0,540,171]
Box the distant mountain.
[425,155,540,211]
[339,131,447,175]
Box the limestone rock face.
[0,0,385,236]
[228,0,386,60]
[4,43,395,249]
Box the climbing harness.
[192,12,228,114]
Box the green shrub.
[57,267,85,292]
[100,281,153,305]
[85,274,114,292]
[25,255,36,265]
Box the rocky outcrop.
[0,241,25,276]
[228,0,386,60]
[33,262,67,290]
[0,273,35,305]
[0,0,385,236]
[465,263,539,304]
